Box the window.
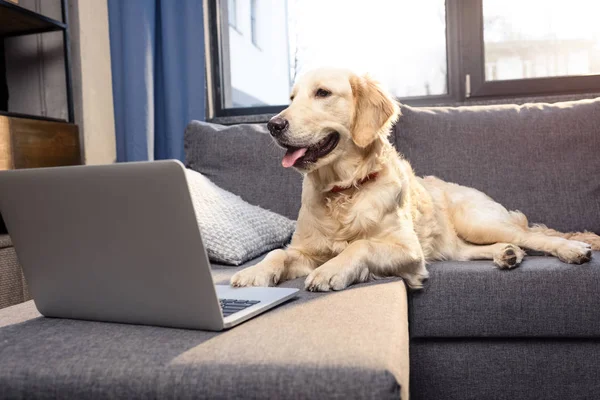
[250,0,259,48]
[210,0,448,114]
[460,0,600,98]
[483,0,600,81]
[208,0,600,118]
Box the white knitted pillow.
[185,169,295,265]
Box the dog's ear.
[349,74,400,148]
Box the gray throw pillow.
[185,168,295,265]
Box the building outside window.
[250,0,260,48]
[228,0,238,30]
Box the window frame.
[206,0,600,120]
[208,0,287,117]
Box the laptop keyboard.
[219,299,260,317]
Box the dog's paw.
[304,263,368,292]
[304,268,347,292]
[494,244,525,270]
[400,269,429,289]
[230,264,279,287]
[556,240,592,264]
[569,232,600,251]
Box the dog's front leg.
[230,248,316,287]
[304,236,429,291]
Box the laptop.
[0,160,298,331]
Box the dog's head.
[268,68,400,172]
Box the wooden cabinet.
[0,115,80,170]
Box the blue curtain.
[107,0,206,162]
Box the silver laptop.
[0,160,298,331]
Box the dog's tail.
[528,224,600,251]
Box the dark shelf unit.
[0,0,73,123]
[0,0,66,37]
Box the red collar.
[329,172,379,193]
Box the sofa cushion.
[0,266,409,399]
[185,169,295,265]
[0,234,11,249]
[185,121,302,220]
[394,99,600,234]
[409,252,600,338]
[0,235,30,310]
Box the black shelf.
[0,0,73,123]
[0,0,66,38]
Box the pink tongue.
[282,148,307,168]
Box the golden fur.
[231,68,600,291]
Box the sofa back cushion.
[394,99,600,234]
[185,121,302,219]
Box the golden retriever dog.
[231,67,600,291]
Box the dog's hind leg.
[455,241,526,269]
[527,225,600,251]
[450,190,593,264]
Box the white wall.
[69,0,117,165]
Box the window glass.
[224,0,447,108]
[483,0,600,81]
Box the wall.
[68,0,116,164]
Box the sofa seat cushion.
[0,264,409,399]
[394,99,600,234]
[409,252,600,338]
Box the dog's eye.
[315,88,331,98]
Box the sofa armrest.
[0,265,409,399]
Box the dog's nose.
[267,117,288,137]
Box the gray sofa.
[1,97,600,399]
